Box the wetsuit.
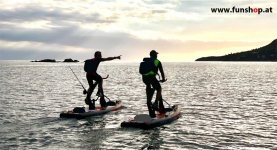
[86,58,104,89]
[142,58,162,118]
[86,58,106,107]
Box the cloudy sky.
[0,0,276,61]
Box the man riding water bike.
[141,50,167,118]
[85,51,121,109]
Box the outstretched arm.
[103,55,121,61]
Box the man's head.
[94,51,102,58]
[150,50,158,58]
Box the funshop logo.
[211,6,273,14]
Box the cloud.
[0,33,268,61]
[0,0,276,61]
[0,24,137,50]
[152,10,168,14]
[0,6,116,25]
[0,49,75,60]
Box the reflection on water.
[1,61,277,149]
[140,128,163,150]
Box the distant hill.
[195,39,277,61]
[31,58,79,62]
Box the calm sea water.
[1,60,277,150]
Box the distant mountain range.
[195,39,277,61]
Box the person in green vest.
[141,50,167,118]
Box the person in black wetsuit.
[142,50,167,118]
[85,51,121,109]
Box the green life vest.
[139,57,159,75]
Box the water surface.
[1,61,277,149]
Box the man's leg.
[94,74,106,107]
[95,74,104,97]
[151,87,160,111]
[98,79,103,93]
[152,76,165,114]
[146,87,156,118]
[86,75,95,109]
[155,87,165,114]
[156,88,162,101]
[151,76,161,103]
[143,76,156,118]
[86,75,93,103]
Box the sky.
[0,0,276,62]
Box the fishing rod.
[69,66,87,93]
[69,66,110,95]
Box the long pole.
[69,66,87,92]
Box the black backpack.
[139,58,157,75]
[84,59,96,72]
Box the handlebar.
[103,75,109,79]
[159,78,167,83]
